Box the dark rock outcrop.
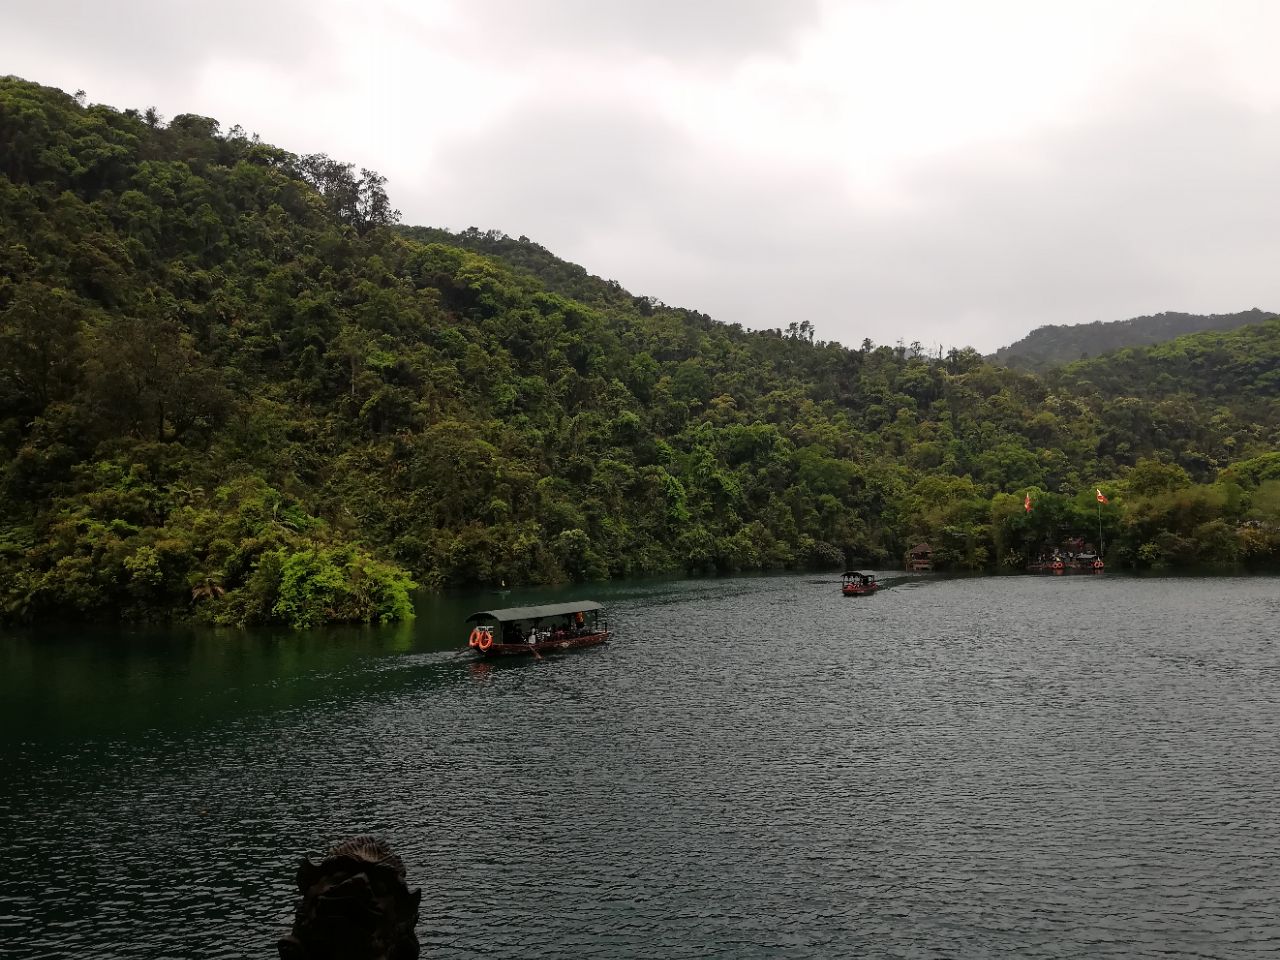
[278,836,421,960]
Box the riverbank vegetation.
[2,77,1278,625]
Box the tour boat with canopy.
[1027,546,1105,573]
[465,601,609,657]
[841,571,879,596]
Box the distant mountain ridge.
[1053,314,1280,409]
[992,309,1276,371]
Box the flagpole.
[1096,497,1104,557]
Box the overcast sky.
[6,0,1280,352]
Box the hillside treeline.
[1,77,1278,626]
[991,309,1275,371]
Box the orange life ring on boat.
[468,627,485,647]
[477,631,493,651]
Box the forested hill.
[398,226,640,312]
[992,309,1275,372]
[1056,316,1280,407]
[2,76,1278,628]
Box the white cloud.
[4,0,1279,351]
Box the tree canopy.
[2,77,1278,626]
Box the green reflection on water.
[0,597,451,746]
[0,578,650,747]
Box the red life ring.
[477,631,493,651]
[468,627,485,647]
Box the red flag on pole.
[1096,488,1108,504]
[1024,493,1032,513]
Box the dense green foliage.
[991,309,1275,372]
[2,78,1278,625]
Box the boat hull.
[841,585,879,596]
[472,631,609,657]
[1027,561,1105,573]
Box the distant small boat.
[841,571,879,596]
[1028,553,1104,573]
[465,602,609,657]
[1072,551,1105,572]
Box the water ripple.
[1,573,1279,958]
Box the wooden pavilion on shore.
[905,542,934,572]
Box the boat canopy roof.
[842,571,875,578]
[466,601,602,624]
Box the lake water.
[2,572,1279,959]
